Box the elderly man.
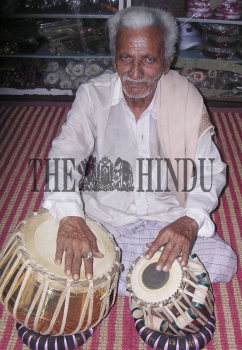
[43,7,237,295]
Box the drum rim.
[126,251,184,307]
[11,210,121,287]
[11,243,121,288]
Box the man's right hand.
[55,216,103,281]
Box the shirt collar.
[112,74,157,119]
[111,74,123,106]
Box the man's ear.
[163,56,174,75]
[112,58,116,71]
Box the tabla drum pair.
[126,250,216,350]
[0,211,216,350]
[0,211,121,350]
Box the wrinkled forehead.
[116,26,165,53]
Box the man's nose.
[129,60,143,80]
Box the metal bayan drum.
[0,211,121,335]
[126,251,216,350]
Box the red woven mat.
[0,106,241,350]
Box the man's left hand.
[145,216,198,271]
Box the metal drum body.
[0,211,121,335]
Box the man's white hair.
[107,6,178,61]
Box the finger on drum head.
[157,244,177,271]
[145,244,159,260]
[54,247,65,265]
[94,250,104,258]
[83,225,104,258]
[181,246,190,266]
[145,237,165,259]
[84,257,93,280]
[72,251,82,280]
[92,244,104,258]
[65,248,74,276]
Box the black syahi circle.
[142,262,170,290]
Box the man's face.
[115,26,167,99]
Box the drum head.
[21,211,116,281]
[129,252,183,304]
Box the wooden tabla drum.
[126,251,216,350]
[0,211,121,336]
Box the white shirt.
[42,73,227,237]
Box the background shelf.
[1,47,241,69]
[0,13,242,25]
[0,13,112,19]
[175,50,242,74]
[0,3,241,101]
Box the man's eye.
[120,55,130,62]
[144,56,155,63]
